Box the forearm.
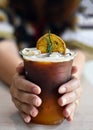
[0,40,22,85]
[72,50,85,78]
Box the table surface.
[0,52,93,130]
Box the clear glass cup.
[21,49,76,125]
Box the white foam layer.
[21,48,76,62]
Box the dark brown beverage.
[21,48,76,125]
[22,48,75,124]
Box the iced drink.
[21,48,76,125]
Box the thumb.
[16,62,24,74]
[71,66,77,75]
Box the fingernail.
[24,116,31,123]
[30,110,38,117]
[32,87,41,94]
[33,98,40,107]
[62,98,67,106]
[32,87,38,93]
[59,87,66,93]
[65,109,71,117]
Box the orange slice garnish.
[36,32,66,54]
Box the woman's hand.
[10,63,82,123]
[58,66,82,121]
[10,62,42,123]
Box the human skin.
[0,40,85,123]
[0,0,85,123]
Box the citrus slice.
[36,33,66,54]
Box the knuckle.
[66,78,81,92]
[15,99,25,112]
[26,94,36,105]
[16,90,22,101]
[13,98,20,109]
[74,90,78,98]
[75,88,81,99]
[23,105,31,114]
[27,94,34,103]
[17,102,23,111]
[74,78,80,89]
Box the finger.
[63,101,77,119]
[58,77,80,94]
[13,74,41,94]
[12,87,42,106]
[20,112,31,123]
[66,111,74,121]
[30,105,39,117]
[12,97,30,114]
[12,97,39,117]
[66,100,79,121]
[58,87,82,106]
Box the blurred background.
[62,0,93,51]
[62,0,93,86]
